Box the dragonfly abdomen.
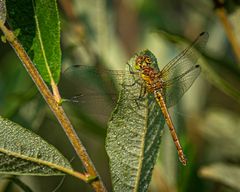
[154,90,187,166]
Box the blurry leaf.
[201,58,240,105]
[223,0,240,14]
[0,52,38,119]
[198,108,240,159]
[0,0,6,23]
[106,50,165,192]
[199,163,240,191]
[0,116,72,175]
[33,0,61,84]
[2,176,33,192]
[17,95,46,130]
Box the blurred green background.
[0,0,240,191]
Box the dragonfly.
[130,32,209,165]
[63,32,209,165]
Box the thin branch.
[213,0,240,66]
[0,21,107,192]
[51,78,62,103]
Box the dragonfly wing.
[163,63,201,108]
[63,65,138,86]
[160,32,208,80]
[159,32,208,107]
[61,65,140,104]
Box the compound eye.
[145,56,151,64]
[135,56,144,70]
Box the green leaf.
[32,0,61,84]
[6,0,36,56]
[106,50,165,192]
[0,0,6,23]
[199,163,240,191]
[6,0,61,84]
[0,116,72,175]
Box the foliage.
[0,0,240,191]
[106,50,165,192]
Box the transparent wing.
[161,32,208,80]
[60,65,127,121]
[159,32,208,107]
[60,65,140,105]
[163,65,201,107]
[63,65,126,83]
[62,65,139,87]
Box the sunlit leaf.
[0,116,72,175]
[106,50,165,192]
[32,0,61,84]
[199,163,240,191]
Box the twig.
[213,0,240,66]
[0,21,107,192]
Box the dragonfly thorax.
[140,68,164,93]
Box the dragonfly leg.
[133,85,147,109]
[138,85,147,99]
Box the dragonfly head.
[135,55,152,70]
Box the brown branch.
[214,2,240,66]
[0,21,107,192]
